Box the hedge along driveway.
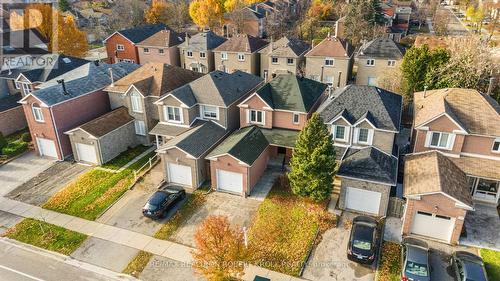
[43,152,155,220]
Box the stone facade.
[338,177,391,216]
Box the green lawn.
[481,248,500,281]
[123,251,153,277]
[377,241,402,281]
[154,189,207,240]
[4,218,87,255]
[0,129,30,160]
[247,176,336,276]
[43,151,155,220]
[101,145,150,170]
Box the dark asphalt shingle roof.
[75,107,134,138]
[18,54,90,83]
[255,74,327,112]
[260,128,298,148]
[318,85,402,131]
[179,31,227,51]
[213,34,268,53]
[357,37,405,59]
[0,93,22,112]
[149,122,191,138]
[31,62,140,106]
[207,126,269,165]
[259,36,310,57]
[168,70,263,107]
[115,24,170,44]
[337,147,398,185]
[162,120,227,158]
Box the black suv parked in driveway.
[142,184,186,219]
[347,216,380,264]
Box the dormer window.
[164,106,182,123]
[387,60,396,67]
[201,105,218,119]
[354,128,373,145]
[493,138,500,153]
[366,59,375,66]
[333,125,348,142]
[32,103,44,122]
[325,57,334,66]
[249,109,264,124]
[130,92,142,113]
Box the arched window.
[130,92,142,113]
[32,103,44,122]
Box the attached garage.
[345,187,382,215]
[75,143,98,164]
[167,163,193,186]
[410,211,455,242]
[36,137,58,158]
[216,169,244,194]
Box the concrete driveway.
[170,192,261,247]
[6,160,89,206]
[302,213,376,281]
[0,152,54,196]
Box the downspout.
[95,137,104,165]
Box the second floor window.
[325,58,334,66]
[387,60,396,67]
[201,105,218,119]
[22,83,32,94]
[271,57,278,64]
[165,106,182,122]
[293,113,300,124]
[356,128,373,145]
[187,51,193,57]
[32,103,44,122]
[428,131,453,149]
[249,109,264,124]
[287,58,294,65]
[116,44,124,51]
[14,81,20,89]
[366,59,375,66]
[238,53,245,61]
[493,139,500,152]
[333,125,348,142]
[143,48,150,54]
[159,49,165,54]
[130,93,142,113]
[199,51,206,58]
[221,52,228,60]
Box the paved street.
[0,238,134,281]
[438,6,468,36]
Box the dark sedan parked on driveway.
[347,216,379,264]
[401,238,430,281]
[451,251,488,281]
[142,185,186,219]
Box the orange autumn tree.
[144,0,169,24]
[192,215,247,281]
[57,16,88,57]
[189,0,226,29]
[224,0,264,11]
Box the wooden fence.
[387,197,405,218]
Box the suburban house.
[104,23,169,64]
[18,62,139,160]
[223,5,267,38]
[402,151,474,244]
[259,36,310,80]
[151,71,264,189]
[411,88,500,206]
[207,74,327,197]
[178,31,227,74]
[213,34,268,75]
[355,37,405,86]
[305,35,354,88]
[318,85,403,216]
[102,63,203,146]
[136,29,184,66]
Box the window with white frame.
[14,81,20,89]
[22,83,32,94]
[32,103,44,122]
[143,48,150,54]
[130,92,142,113]
[355,128,373,144]
[333,125,348,142]
[427,131,453,149]
[293,113,300,124]
[271,57,278,64]
[116,44,124,51]
[199,51,206,58]
[493,139,500,153]
[249,109,264,124]
[325,57,334,66]
[159,49,165,54]
[164,106,182,122]
[366,59,375,66]
[221,52,228,60]
[387,60,396,67]
[134,120,146,136]
[187,50,193,57]
[201,105,218,119]
[287,58,294,65]
[238,53,245,61]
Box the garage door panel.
[217,169,243,194]
[168,163,192,186]
[36,138,58,158]
[76,143,98,164]
[345,187,381,215]
[410,211,455,242]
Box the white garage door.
[76,143,98,164]
[36,137,58,158]
[411,211,455,242]
[217,169,243,195]
[167,163,192,186]
[345,186,381,215]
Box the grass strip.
[123,250,153,278]
[101,145,150,170]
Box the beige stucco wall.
[213,51,260,75]
[260,54,306,78]
[137,46,180,66]
[180,49,214,73]
[305,56,353,87]
[338,177,391,216]
[355,57,402,86]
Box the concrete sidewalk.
[0,197,303,281]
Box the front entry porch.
[468,176,500,205]
[460,202,500,251]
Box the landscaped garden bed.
[101,145,150,170]
[43,151,155,220]
[377,241,402,281]
[4,218,87,255]
[0,130,31,164]
[481,248,500,281]
[247,175,336,276]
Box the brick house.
[104,23,169,64]
[178,31,227,74]
[206,74,327,196]
[136,29,184,66]
[305,35,354,88]
[318,85,403,216]
[223,1,277,38]
[213,34,268,75]
[259,36,310,80]
[18,62,139,160]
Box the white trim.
[405,191,474,210]
[31,103,44,122]
[416,113,468,134]
[155,93,189,107]
[207,153,251,167]
[130,91,143,113]
[248,109,265,125]
[163,106,183,124]
[134,120,146,136]
[460,152,500,161]
[18,93,48,107]
[328,114,352,125]
[157,121,190,128]
[353,118,376,129]
[491,138,500,153]
[200,104,219,120]
[103,31,135,44]
[15,73,31,84]
[332,124,349,142]
[426,131,455,150]
[238,92,274,109]
[292,113,300,124]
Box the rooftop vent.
[62,57,71,63]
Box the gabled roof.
[414,88,500,136]
[179,31,227,51]
[14,54,90,83]
[149,123,191,138]
[69,107,134,138]
[26,62,139,106]
[159,120,227,158]
[213,34,268,53]
[165,70,263,107]
[104,63,203,97]
[259,36,310,57]
[357,37,405,59]
[206,126,269,165]
[110,23,170,44]
[318,85,402,131]
[337,147,398,185]
[306,36,353,58]
[404,151,473,208]
[136,29,184,47]
[254,74,327,112]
